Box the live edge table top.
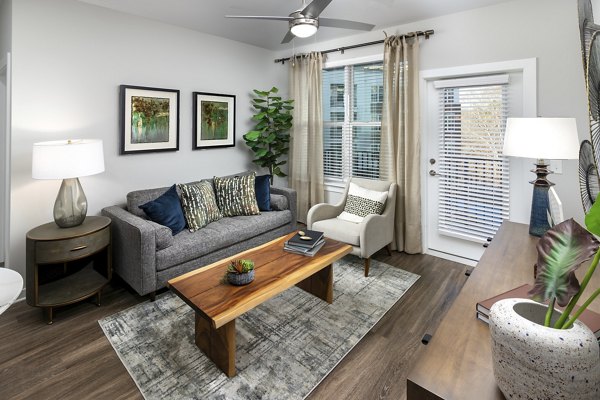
[167,233,353,330]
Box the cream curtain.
[380,35,422,253]
[289,52,325,223]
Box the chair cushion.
[213,173,260,217]
[338,182,388,223]
[255,174,271,211]
[138,184,186,235]
[178,181,223,232]
[312,218,361,247]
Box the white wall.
[9,0,287,282]
[0,0,11,265]
[275,0,588,226]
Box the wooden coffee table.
[167,233,352,377]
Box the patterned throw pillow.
[213,174,260,217]
[178,181,223,232]
[337,182,388,223]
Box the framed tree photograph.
[120,85,180,154]
[193,92,236,149]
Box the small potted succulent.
[226,259,255,286]
[489,199,600,399]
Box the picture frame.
[193,92,236,149]
[120,85,180,154]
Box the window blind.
[323,62,384,181]
[436,76,509,243]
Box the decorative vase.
[227,269,255,286]
[489,298,600,400]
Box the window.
[435,75,510,242]
[322,62,383,181]
[330,83,345,108]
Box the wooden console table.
[407,221,600,399]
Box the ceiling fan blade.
[302,0,334,18]
[319,18,375,31]
[225,15,292,21]
[281,29,296,44]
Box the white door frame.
[419,58,537,266]
[0,52,11,267]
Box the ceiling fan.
[226,0,375,44]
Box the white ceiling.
[78,0,516,50]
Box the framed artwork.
[120,85,180,154]
[193,92,236,149]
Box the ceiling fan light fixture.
[290,18,318,38]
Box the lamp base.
[528,160,553,237]
[54,178,88,228]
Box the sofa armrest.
[101,205,158,296]
[270,186,297,230]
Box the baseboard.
[425,249,477,267]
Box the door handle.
[429,169,443,177]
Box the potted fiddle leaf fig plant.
[243,87,294,184]
[488,201,600,400]
[225,259,255,286]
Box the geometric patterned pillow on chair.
[337,182,388,223]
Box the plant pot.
[489,298,600,400]
[226,270,255,286]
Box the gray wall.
[0,0,10,56]
[6,0,593,289]
[9,0,287,281]
[276,0,588,227]
[0,0,11,265]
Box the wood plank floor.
[0,250,468,400]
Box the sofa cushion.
[338,182,388,223]
[138,185,186,235]
[213,174,260,217]
[255,174,271,211]
[155,210,292,271]
[270,194,288,211]
[178,181,223,232]
[312,218,361,247]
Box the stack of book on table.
[476,283,600,340]
[284,229,325,257]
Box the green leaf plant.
[243,87,294,183]
[227,259,255,274]
[528,199,600,328]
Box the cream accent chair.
[307,178,397,277]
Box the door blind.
[436,77,510,243]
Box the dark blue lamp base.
[528,161,553,237]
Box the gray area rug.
[99,255,420,400]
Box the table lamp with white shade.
[32,139,105,228]
[502,118,579,236]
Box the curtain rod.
[273,29,434,64]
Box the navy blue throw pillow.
[254,174,271,211]
[139,184,186,235]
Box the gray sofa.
[101,182,297,298]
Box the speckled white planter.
[489,299,600,400]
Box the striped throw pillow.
[213,174,260,217]
[178,181,223,232]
